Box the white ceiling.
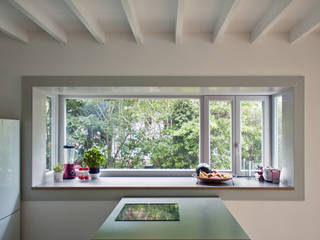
[0,0,319,43]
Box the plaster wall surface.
[0,32,318,240]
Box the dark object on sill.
[64,145,75,149]
[89,168,100,174]
[258,169,264,182]
[144,164,154,169]
[196,163,211,176]
[259,175,264,182]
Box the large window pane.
[66,98,200,169]
[209,101,232,170]
[240,101,263,171]
[45,96,52,170]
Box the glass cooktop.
[115,203,180,221]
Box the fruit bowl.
[198,175,233,183]
[197,170,233,184]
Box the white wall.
[0,31,319,240]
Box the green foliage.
[53,163,63,172]
[83,147,107,168]
[209,101,232,170]
[65,98,263,170]
[66,98,200,169]
[240,101,263,169]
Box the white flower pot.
[54,172,63,182]
[89,173,100,180]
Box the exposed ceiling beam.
[175,0,184,44]
[121,0,143,44]
[251,0,293,43]
[9,0,67,43]
[289,3,320,43]
[213,0,239,43]
[0,17,28,43]
[65,0,106,44]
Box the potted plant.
[53,163,64,182]
[83,147,106,179]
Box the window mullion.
[231,96,236,176]
[58,95,66,164]
[52,95,59,169]
[235,97,241,176]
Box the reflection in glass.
[116,203,180,221]
[46,97,53,170]
[209,101,232,170]
[240,101,263,171]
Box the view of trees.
[66,98,200,169]
[240,101,263,170]
[64,97,263,170]
[209,101,232,170]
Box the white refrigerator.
[0,119,20,240]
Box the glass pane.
[275,96,283,169]
[66,98,200,169]
[240,101,263,171]
[116,203,180,221]
[209,101,232,170]
[45,97,52,170]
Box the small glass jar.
[272,169,281,184]
[78,167,90,181]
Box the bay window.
[44,95,271,176]
[28,77,303,196]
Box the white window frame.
[56,94,270,177]
[203,96,270,176]
[203,96,236,173]
[47,95,272,176]
[235,96,270,176]
[272,94,283,169]
[59,95,202,177]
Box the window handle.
[235,143,241,151]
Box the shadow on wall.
[21,200,117,240]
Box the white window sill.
[33,177,293,190]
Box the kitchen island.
[92,197,250,240]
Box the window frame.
[56,94,271,177]
[235,96,270,176]
[203,96,236,173]
[59,95,202,177]
[272,94,283,170]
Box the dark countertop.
[92,197,250,240]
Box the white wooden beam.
[9,0,67,43]
[251,0,293,43]
[65,0,106,44]
[175,0,184,44]
[121,0,143,44]
[0,17,28,43]
[213,0,239,43]
[289,3,320,43]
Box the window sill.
[33,177,294,190]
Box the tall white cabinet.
[0,119,20,240]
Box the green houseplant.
[53,163,64,182]
[83,147,106,179]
